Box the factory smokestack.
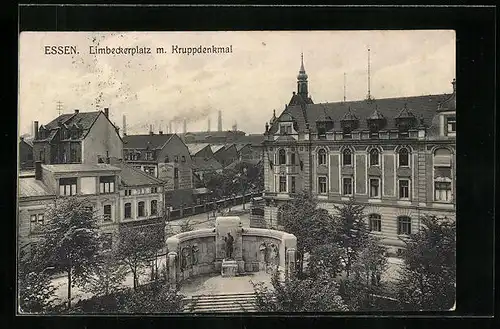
[208,118,211,132]
[183,119,187,134]
[218,110,222,132]
[122,115,127,136]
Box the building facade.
[19,137,34,170]
[123,132,193,191]
[18,162,122,253]
[262,58,456,255]
[32,108,123,165]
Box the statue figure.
[224,232,234,259]
[181,247,190,269]
[192,245,199,265]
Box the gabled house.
[123,132,193,191]
[19,136,34,170]
[213,144,239,168]
[32,108,123,165]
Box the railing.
[167,191,263,221]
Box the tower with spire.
[289,53,314,106]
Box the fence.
[167,192,262,221]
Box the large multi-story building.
[32,108,123,165]
[262,57,456,255]
[18,162,122,252]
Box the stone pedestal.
[221,259,238,277]
[215,216,245,274]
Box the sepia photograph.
[17,30,456,314]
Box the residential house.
[213,144,239,168]
[32,108,123,165]
[18,161,122,253]
[123,132,193,191]
[262,57,456,255]
[19,136,34,170]
[110,159,165,240]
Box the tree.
[278,191,335,276]
[306,243,344,279]
[252,270,348,312]
[36,197,101,310]
[80,252,128,298]
[333,199,370,278]
[396,215,456,310]
[118,226,162,291]
[18,248,58,313]
[180,218,194,233]
[340,237,388,310]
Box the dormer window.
[446,116,456,137]
[280,123,292,135]
[367,108,386,136]
[341,108,359,137]
[316,122,327,139]
[395,105,417,136]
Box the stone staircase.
[183,292,258,313]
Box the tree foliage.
[18,248,58,313]
[252,270,348,312]
[396,215,456,310]
[35,197,102,309]
[340,237,388,310]
[332,199,370,278]
[80,252,128,298]
[117,283,185,313]
[117,225,163,291]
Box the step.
[185,306,258,313]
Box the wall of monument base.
[264,202,455,255]
[166,226,297,286]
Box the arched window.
[369,214,382,232]
[342,148,352,166]
[434,148,453,202]
[150,200,158,216]
[397,216,411,235]
[278,149,286,165]
[369,148,380,166]
[124,203,132,219]
[318,149,327,165]
[138,201,145,217]
[398,148,409,167]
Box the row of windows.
[124,186,160,196]
[59,176,116,196]
[125,152,187,163]
[276,147,453,168]
[368,214,412,235]
[276,176,452,202]
[124,200,159,219]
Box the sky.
[19,30,455,136]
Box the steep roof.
[269,93,451,134]
[18,176,55,198]
[191,156,223,171]
[187,143,212,156]
[110,159,164,186]
[123,133,174,149]
[234,134,265,146]
[211,144,225,154]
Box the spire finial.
[367,47,372,100]
[343,73,347,102]
[300,52,305,72]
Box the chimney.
[452,78,456,93]
[208,118,211,132]
[35,161,42,180]
[183,119,187,134]
[122,115,127,136]
[104,107,109,118]
[74,109,79,114]
[149,124,153,135]
[159,130,163,135]
[34,121,39,140]
[218,110,222,132]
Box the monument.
[215,216,244,277]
